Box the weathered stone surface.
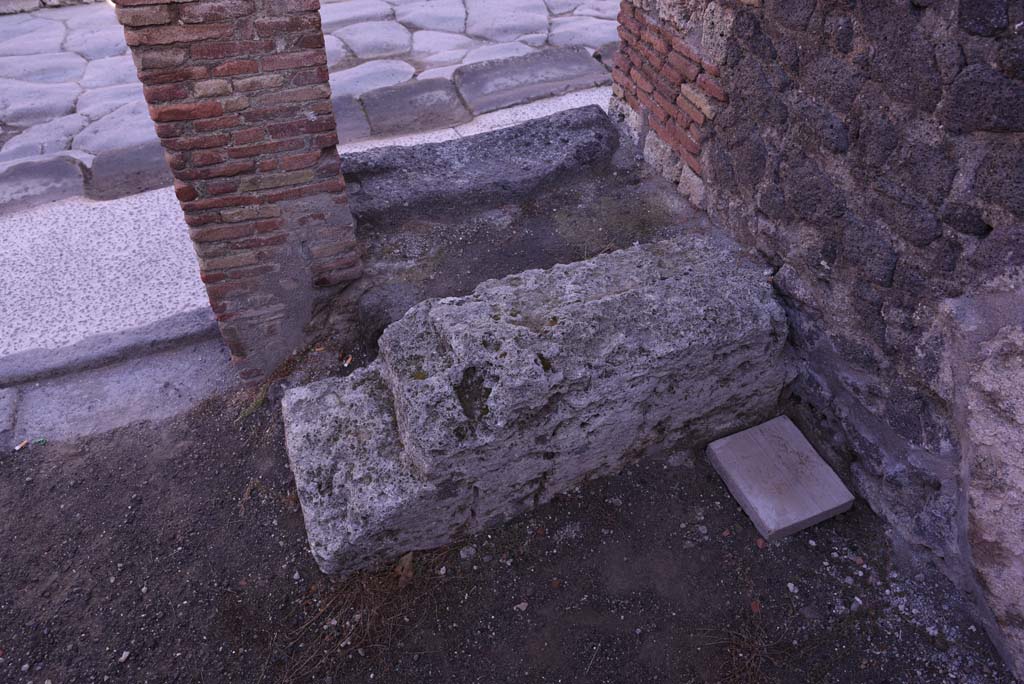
[340,105,618,216]
[574,0,618,19]
[461,41,534,65]
[74,82,142,120]
[940,282,1024,679]
[0,151,88,214]
[0,386,15,449]
[331,93,371,143]
[0,1,40,14]
[321,0,392,32]
[465,0,549,41]
[361,77,470,135]
[395,0,465,32]
[328,59,414,97]
[334,20,411,59]
[71,99,169,199]
[283,234,791,575]
[323,34,350,68]
[942,64,1024,133]
[0,51,85,82]
[0,112,86,160]
[80,54,138,89]
[548,16,619,48]
[454,47,610,114]
[410,29,476,55]
[0,17,63,55]
[0,78,79,126]
[63,25,125,60]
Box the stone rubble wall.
[282,234,792,576]
[112,0,363,381]
[609,0,1024,676]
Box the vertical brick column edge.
[114,0,363,382]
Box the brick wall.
[610,0,1024,676]
[114,0,362,382]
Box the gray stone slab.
[707,416,855,542]
[340,105,619,216]
[462,41,534,66]
[75,82,143,120]
[64,25,126,60]
[331,93,371,143]
[465,0,548,41]
[0,51,85,82]
[453,47,611,115]
[334,20,410,59]
[0,1,40,15]
[80,53,137,89]
[0,17,63,55]
[0,77,80,126]
[320,0,392,32]
[410,29,476,55]
[323,34,351,68]
[395,0,465,32]
[548,16,619,48]
[283,233,791,575]
[573,0,618,19]
[72,99,170,199]
[0,151,87,214]
[328,59,414,98]
[0,113,87,160]
[361,77,470,135]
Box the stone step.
[282,234,793,576]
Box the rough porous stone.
[453,47,611,114]
[340,105,618,216]
[361,77,471,135]
[283,234,791,575]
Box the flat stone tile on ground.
[416,64,459,80]
[0,113,87,161]
[411,29,477,55]
[331,93,371,143]
[548,16,619,48]
[329,59,415,97]
[454,47,611,114]
[72,99,169,199]
[0,51,85,82]
[0,78,79,126]
[465,0,549,41]
[545,0,582,13]
[334,20,411,59]
[707,416,855,542]
[80,54,137,89]
[0,0,39,14]
[395,0,465,32]
[0,151,87,215]
[361,77,470,135]
[417,47,466,68]
[320,0,392,32]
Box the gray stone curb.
[0,307,219,388]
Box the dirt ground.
[0,345,1014,684]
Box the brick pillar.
[114,0,362,382]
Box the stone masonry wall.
[114,0,362,381]
[610,0,1024,676]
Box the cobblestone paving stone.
[0,0,617,209]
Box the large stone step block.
[283,234,792,575]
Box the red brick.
[176,159,255,181]
[125,23,234,47]
[211,59,259,77]
[162,133,232,151]
[150,100,225,122]
[188,222,256,243]
[666,51,700,82]
[139,66,210,86]
[226,138,305,158]
[193,114,244,132]
[233,73,286,92]
[676,93,706,126]
[174,180,198,202]
[697,73,727,102]
[630,67,654,94]
[260,50,325,72]
[253,14,321,37]
[279,150,322,171]
[143,82,189,102]
[253,84,330,106]
[179,0,254,24]
[115,4,172,27]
